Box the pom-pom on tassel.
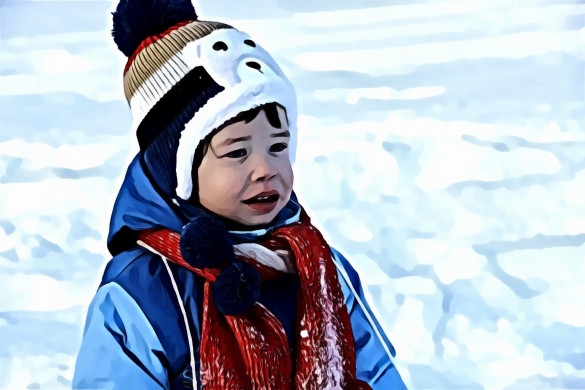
[180,210,235,269]
[180,208,261,315]
[213,261,261,316]
[112,0,198,57]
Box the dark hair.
[188,102,288,205]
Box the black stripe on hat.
[139,66,224,199]
[136,66,225,150]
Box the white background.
[0,0,584,388]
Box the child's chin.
[244,209,280,226]
[237,204,284,228]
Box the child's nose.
[251,155,277,182]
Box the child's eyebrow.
[220,136,252,146]
[271,130,290,138]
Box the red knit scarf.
[138,209,371,389]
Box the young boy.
[73,1,406,389]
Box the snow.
[1,0,584,389]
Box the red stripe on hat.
[124,20,193,76]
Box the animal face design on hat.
[188,29,274,87]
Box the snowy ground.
[1,0,584,389]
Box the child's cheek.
[212,169,241,198]
[279,159,294,189]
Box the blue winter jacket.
[73,156,406,389]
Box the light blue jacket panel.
[74,283,168,389]
[332,248,407,390]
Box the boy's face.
[197,106,293,226]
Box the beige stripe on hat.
[123,20,230,102]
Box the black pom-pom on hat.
[213,262,261,316]
[180,210,235,269]
[112,0,198,57]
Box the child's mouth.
[242,191,280,213]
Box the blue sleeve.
[73,282,170,390]
[331,248,408,390]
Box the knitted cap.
[113,0,298,201]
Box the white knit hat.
[114,0,298,200]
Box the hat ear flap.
[140,66,225,201]
[112,0,198,57]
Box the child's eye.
[269,143,288,153]
[225,149,247,158]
